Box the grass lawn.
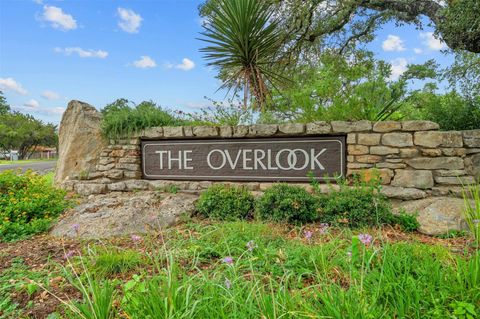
[0,220,478,319]
[0,158,57,165]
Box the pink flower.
[304,230,313,240]
[223,256,234,265]
[131,234,142,242]
[63,250,75,259]
[358,234,373,245]
[319,223,329,234]
[71,224,80,233]
[246,240,257,252]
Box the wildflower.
[223,256,234,265]
[246,240,257,252]
[473,219,479,226]
[71,223,80,233]
[319,223,329,234]
[131,234,142,242]
[346,251,352,258]
[358,234,373,245]
[225,278,232,289]
[304,230,313,240]
[63,250,75,259]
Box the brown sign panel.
[142,136,346,182]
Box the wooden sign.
[142,136,345,182]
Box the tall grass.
[462,182,480,243]
[55,222,479,318]
[101,99,185,139]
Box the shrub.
[317,177,393,228]
[0,170,70,242]
[391,212,420,232]
[196,185,255,220]
[101,99,185,139]
[256,184,318,224]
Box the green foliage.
[92,248,144,276]
[180,97,253,126]
[256,184,318,224]
[0,111,57,159]
[0,170,70,242]
[0,91,10,115]
[450,301,478,319]
[462,182,480,243]
[317,176,394,228]
[199,0,284,109]
[101,99,184,139]
[196,184,255,220]
[391,212,420,232]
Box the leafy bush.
[101,99,185,139]
[317,177,393,228]
[196,184,255,220]
[256,184,318,224]
[0,170,70,242]
[391,212,420,232]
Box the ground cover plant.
[0,220,478,318]
[0,170,71,242]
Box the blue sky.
[0,0,453,124]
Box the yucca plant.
[199,0,284,110]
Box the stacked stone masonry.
[64,120,480,200]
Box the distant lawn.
[0,158,57,165]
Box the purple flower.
[131,234,142,242]
[319,223,329,234]
[224,278,231,289]
[71,224,80,233]
[246,240,257,252]
[223,256,234,265]
[358,234,373,245]
[304,230,313,240]
[63,250,75,259]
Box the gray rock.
[278,123,305,134]
[464,154,480,181]
[434,176,476,185]
[219,126,233,137]
[381,186,427,200]
[357,133,381,145]
[434,169,467,177]
[347,133,356,144]
[393,197,471,235]
[382,133,413,147]
[51,192,198,238]
[414,131,463,148]
[55,100,108,184]
[74,183,107,196]
[370,146,399,155]
[193,126,219,137]
[406,157,464,170]
[331,120,371,133]
[306,121,331,134]
[391,170,433,189]
[142,127,163,138]
[463,130,480,147]
[163,126,184,138]
[116,163,140,171]
[402,121,439,131]
[233,125,249,137]
[248,124,278,136]
[108,182,126,191]
[399,148,420,158]
[125,180,151,191]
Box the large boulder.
[55,100,107,184]
[50,191,198,238]
[394,197,471,235]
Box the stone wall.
[63,121,480,201]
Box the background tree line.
[0,91,57,159]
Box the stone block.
[347,163,374,169]
[373,121,401,132]
[421,148,442,157]
[98,157,115,165]
[331,120,371,133]
[118,157,140,164]
[74,183,106,196]
[108,182,126,191]
[382,133,413,147]
[463,130,480,147]
[414,131,463,148]
[278,123,305,134]
[391,170,433,189]
[370,146,399,155]
[110,149,125,157]
[105,169,124,179]
[124,171,142,179]
[381,186,427,200]
[376,162,406,169]
[347,133,356,144]
[356,155,382,163]
[248,124,278,136]
[399,148,419,158]
[219,126,233,137]
[406,157,464,170]
[183,126,194,137]
[125,180,151,191]
[434,176,476,185]
[348,168,393,184]
[96,163,115,171]
[193,126,219,137]
[233,125,249,137]
[163,126,184,138]
[347,144,369,155]
[357,133,381,145]
[306,121,331,134]
[442,148,466,156]
[434,169,467,177]
[402,120,439,131]
[142,127,163,138]
[116,163,140,171]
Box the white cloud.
[413,48,423,54]
[41,90,60,100]
[0,77,28,95]
[13,105,65,116]
[117,8,142,33]
[23,99,40,108]
[55,47,108,58]
[166,58,195,71]
[420,32,446,51]
[41,5,77,31]
[382,35,406,52]
[389,58,408,81]
[133,56,157,68]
